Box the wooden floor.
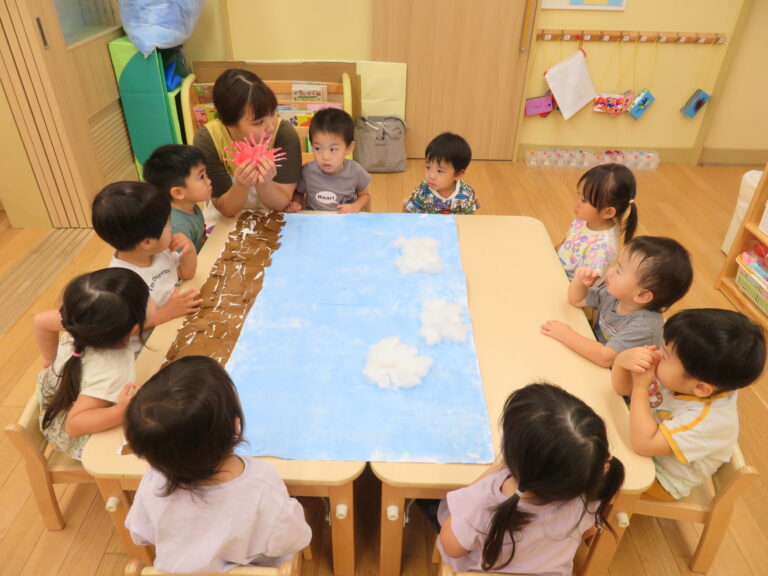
[1,161,767,576]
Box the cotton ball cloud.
[419,298,468,345]
[363,336,433,390]
[394,237,443,274]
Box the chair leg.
[302,543,312,561]
[25,463,65,530]
[689,506,735,573]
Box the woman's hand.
[254,155,278,185]
[234,158,262,188]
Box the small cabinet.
[109,36,186,176]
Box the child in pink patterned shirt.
[557,163,638,279]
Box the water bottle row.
[525,149,660,171]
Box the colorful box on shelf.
[735,255,768,316]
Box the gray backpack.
[353,115,407,173]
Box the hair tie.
[514,489,524,499]
[629,199,636,205]
[72,351,82,358]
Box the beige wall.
[224,0,373,61]
[518,0,746,160]
[184,0,229,62]
[703,0,767,159]
[194,0,759,162]
[0,83,51,228]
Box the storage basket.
[735,255,768,315]
[760,201,768,237]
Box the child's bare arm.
[540,320,617,367]
[64,382,136,437]
[439,516,471,559]
[147,290,203,327]
[285,192,304,213]
[613,346,657,396]
[568,267,599,308]
[338,187,370,214]
[171,233,197,280]
[628,371,673,456]
[33,309,64,368]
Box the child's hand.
[116,382,139,411]
[337,204,359,214]
[615,346,658,374]
[284,201,303,213]
[233,158,262,188]
[170,233,194,257]
[164,288,203,319]
[573,267,600,287]
[540,320,574,342]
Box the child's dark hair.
[624,236,693,312]
[41,268,149,431]
[143,144,205,196]
[425,132,472,173]
[664,308,766,392]
[309,108,355,146]
[124,356,245,496]
[213,68,278,126]
[92,181,170,252]
[579,163,638,244]
[482,383,624,571]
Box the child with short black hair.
[437,383,624,574]
[404,132,479,214]
[143,144,212,253]
[542,236,693,367]
[286,108,371,213]
[34,268,150,460]
[612,308,766,500]
[92,181,201,326]
[125,356,312,573]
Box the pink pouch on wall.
[525,95,554,117]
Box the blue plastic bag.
[119,0,204,57]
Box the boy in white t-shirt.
[92,181,202,327]
[612,308,765,500]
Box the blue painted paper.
[227,213,493,463]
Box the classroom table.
[372,215,655,576]
[81,215,364,576]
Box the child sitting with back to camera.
[541,236,693,367]
[612,308,765,500]
[92,181,202,327]
[125,356,312,573]
[285,108,371,213]
[557,163,638,279]
[435,383,624,574]
[404,132,479,214]
[33,268,151,460]
[143,144,213,253]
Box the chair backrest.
[124,553,300,576]
[5,392,48,465]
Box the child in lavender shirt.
[436,383,625,574]
[125,357,311,573]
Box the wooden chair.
[124,552,301,576]
[633,444,759,573]
[4,392,95,530]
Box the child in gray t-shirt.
[286,108,371,213]
[541,236,693,368]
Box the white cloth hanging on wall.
[544,50,597,120]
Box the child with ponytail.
[437,383,625,574]
[33,268,151,460]
[557,163,638,279]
